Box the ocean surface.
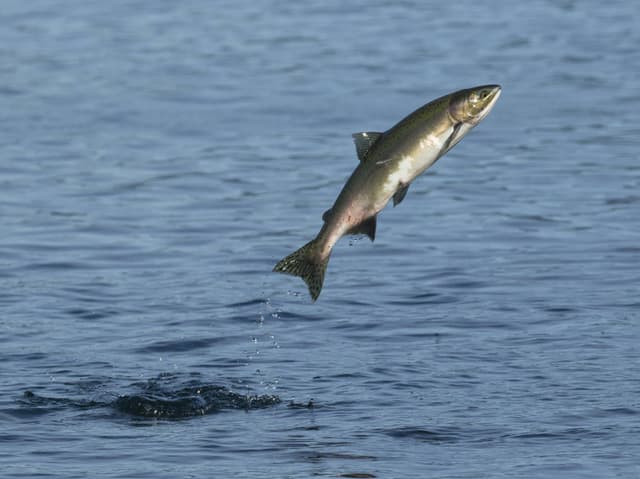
[2,1,639,477]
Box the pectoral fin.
[393,183,410,207]
[352,132,383,162]
[440,122,463,156]
[347,215,377,242]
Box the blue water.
[2,1,639,477]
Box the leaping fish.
[274,85,501,301]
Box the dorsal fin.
[352,132,383,162]
[322,208,333,222]
[346,215,376,242]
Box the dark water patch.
[0,434,24,442]
[503,213,559,223]
[8,352,49,361]
[439,279,487,290]
[226,298,268,308]
[509,427,610,442]
[0,85,24,96]
[332,298,376,308]
[382,426,460,443]
[543,306,579,314]
[589,407,638,418]
[562,53,602,64]
[49,210,85,218]
[332,320,385,334]
[304,452,377,461]
[137,336,227,353]
[605,195,640,206]
[389,292,458,306]
[25,261,93,271]
[61,284,124,298]
[614,246,640,253]
[327,372,370,381]
[66,307,120,320]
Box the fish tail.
[273,240,329,301]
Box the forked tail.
[273,240,329,301]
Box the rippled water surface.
[2,1,639,478]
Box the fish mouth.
[485,84,502,104]
[479,85,501,119]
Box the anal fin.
[347,215,377,242]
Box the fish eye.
[480,90,490,99]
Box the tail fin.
[273,240,329,301]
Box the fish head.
[449,85,501,125]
